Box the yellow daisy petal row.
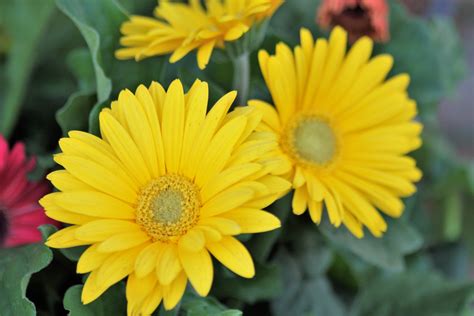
[116,0,283,69]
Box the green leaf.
[212,263,282,304]
[0,243,53,315]
[379,2,444,109]
[181,292,242,316]
[271,247,346,316]
[428,17,467,96]
[63,283,126,316]
[320,217,423,271]
[55,0,166,135]
[350,271,474,316]
[271,223,346,316]
[56,91,95,134]
[269,0,323,45]
[0,0,56,137]
[67,48,96,94]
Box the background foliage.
[0,0,473,315]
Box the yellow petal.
[119,89,160,178]
[75,219,139,242]
[180,81,208,173]
[41,193,96,225]
[197,226,222,242]
[82,270,108,304]
[99,111,151,186]
[77,244,110,273]
[163,272,187,310]
[200,163,262,202]
[97,231,150,253]
[157,245,181,285]
[54,191,135,219]
[96,246,143,290]
[199,217,241,235]
[47,170,93,192]
[54,154,137,204]
[221,208,281,233]
[247,100,281,131]
[292,186,308,215]
[178,247,213,296]
[207,236,255,278]
[178,229,205,253]
[200,185,254,217]
[135,85,166,176]
[135,242,164,278]
[126,273,157,315]
[161,79,185,173]
[140,284,163,315]
[308,199,323,224]
[45,226,89,248]
[195,116,247,187]
[197,40,215,69]
[187,91,237,179]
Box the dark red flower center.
[331,4,375,42]
[0,208,8,246]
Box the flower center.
[0,208,8,246]
[136,174,201,242]
[284,115,338,167]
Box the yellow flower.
[41,79,290,314]
[115,0,283,69]
[251,26,422,238]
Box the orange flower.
[317,0,389,43]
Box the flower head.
[0,135,56,248]
[252,27,422,237]
[41,79,290,314]
[116,0,283,69]
[317,0,389,43]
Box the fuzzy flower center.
[0,208,8,246]
[136,174,201,242]
[284,115,338,166]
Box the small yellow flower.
[41,79,290,315]
[115,0,283,69]
[251,26,422,238]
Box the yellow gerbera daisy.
[250,26,422,238]
[41,79,290,315]
[115,0,283,69]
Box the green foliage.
[55,0,166,135]
[320,216,423,271]
[351,271,474,316]
[270,235,346,316]
[63,284,126,316]
[429,17,467,96]
[213,263,282,304]
[0,243,53,315]
[0,0,56,137]
[56,91,95,135]
[380,2,445,108]
[181,293,242,316]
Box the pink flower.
[317,0,389,43]
[0,135,57,248]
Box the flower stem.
[232,52,250,105]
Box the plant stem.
[232,52,250,105]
